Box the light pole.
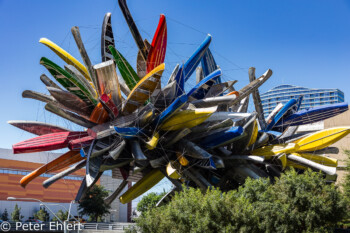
[7,197,63,224]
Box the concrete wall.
[324,108,350,184]
[100,176,128,222]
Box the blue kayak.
[187,69,221,100]
[201,48,221,84]
[152,94,188,127]
[174,35,212,97]
[114,126,143,139]
[199,126,244,149]
[273,102,348,128]
[264,98,298,131]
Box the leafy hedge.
[134,169,347,233]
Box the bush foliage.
[78,185,110,222]
[135,169,347,233]
[137,192,166,214]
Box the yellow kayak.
[290,153,338,167]
[252,143,298,158]
[160,107,217,131]
[146,132,160,150]
[123,63,164,114]
[39,38,91,81]
[247,120,259,147]
[295,127,350,152]
[120,169,164,204]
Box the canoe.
[86,141,104,187]
[8,120,70,136]
[71,26,99,91]
[204,80,237,98]
[146,132,160,150]
[165,128,191,147]
[114,126,143,139]
[120,169,164,204]
[101,12,115,62]
[93,60,123,108]
[248,67,266,129]
[147,14,167,73]
[196,67,204,83]
[39,38,90,81]
[192,157,216,170]
[47,87,93,118]
[187,69,221,100]
[291,153,337,167]
[136,39,151,78]
[183,35,212,83]
[43,160,86,188]
[199,126,244,149]
[22,90,55,104]
[180,139,212,159]
[151,80,178,108]
[234,96,249,113]
[205,112,252,123]
[109,140,126,160]
[40,57,97,105]
[228,69,272,107]
[130,140,147,160]
[273,102,349,128]
[201,48,221,84]
[295,127,350,152]
[265,103,283,125]
[167,64,180,84]
[173,35,212,97]
[231,115,258,153]
[68,135,95,151]
[45,103,96,128]
[252,143,298,158]
[247,120,259,147]
[89,103,110,124]
[109,45,140,90]
[40,74,62,90]
[191,95,237,108]
[287,154,336,175]
[123,63,164,114]
[190,118,233,134]
[13,131,88,154]
[80,139,115,159]
[64,65,97,98]
[104,180,128,205]
[99,94,119,119]
[267,97,302,130]
[118,0,148,61]
[160,106,216,131]
[20,150,81,187]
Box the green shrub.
[135,169,347,233]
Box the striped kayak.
[295,127,350,152]
[160,106,217,131]
[8,120,70,136]
[147,14,167,73]
[13,131,88,154]
[40,57,97,105]
[123,63,164,114]
[39,38,90,81]
[120,169,164,204]
[109,45,140,90]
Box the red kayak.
[13,131,88,154]
[147,14,167,73]
[68,135,95,151]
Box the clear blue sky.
[0,0,349,149]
